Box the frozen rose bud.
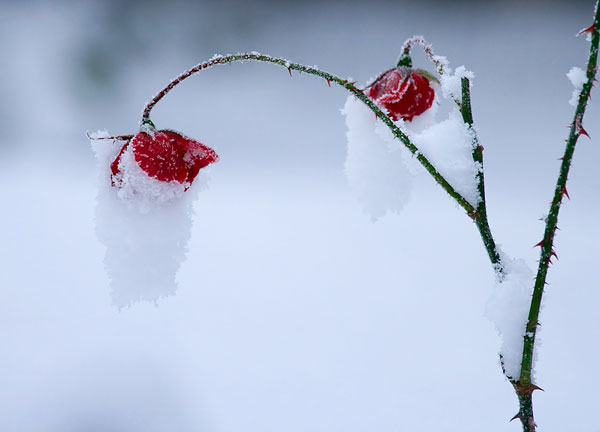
[367,66,435,122]
[111,129,219,188]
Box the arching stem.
[141,52,476,217]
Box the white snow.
[567,66,586,106]
[342,75,481,214]
[341,96,413,220]
[90,131,205,307]
[407,109,482,208]
[486,255,535,380]
[440,65,475,100]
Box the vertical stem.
[460,77,504,276]
[513,2,600,431]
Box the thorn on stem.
[510,413,521,422]
[288,67,292,77]
[326,78,331,87]
[579,126,590,138]
[577,24,595,36]
[562,185,571,200]
[534,240,544,248]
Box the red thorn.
[534,240,544,248]
[558,156,564,161]
[326,78,331,87]
[550,250,559,260]
[579,126,590,138]
[562,185,571,200]
[510,413,521,422]
[577,24,595,36]
[288,67,292,77]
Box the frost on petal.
[341,96,413,220]
[90,131,207,307]
[567,66,586,106]
[407,109,481,208]
[485,256,535,380]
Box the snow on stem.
[141,52,477,217]
[513,2,600,431]
[459,77,504,276]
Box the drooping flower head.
[367,66,436,122]
[111,128,219,189]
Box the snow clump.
[89,131,205,307]
[342,64,481,217]
[567,66,586,106]
[485,256,535,380]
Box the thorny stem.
[401,40,504,275]
[142,52,476,216]
[459,77,504,276]
[513,2,600,431]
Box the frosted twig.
[399,36,450,76]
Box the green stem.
[459,77,504,276]
[514,2,600,430]
[142,52,476,216]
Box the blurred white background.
[1,0,599,431]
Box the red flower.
[111,129,219,188]
[367,67,435,122]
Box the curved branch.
[141,52,477,216]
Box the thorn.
[510,413,521,422]
[531,384,544,392]
[577,24,595,36]
[579,126,590,138]
[288,67,292,77]
[550,250,559,260]
[326,78,331,87]
[477,145,484,151]
[534,240,544,248]
[557,156,564,161]
[562,185,570,200]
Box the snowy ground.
[1,1,599,431]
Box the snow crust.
[567,66,586,106]
[89,131,205,307]
[485,256,535,380]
